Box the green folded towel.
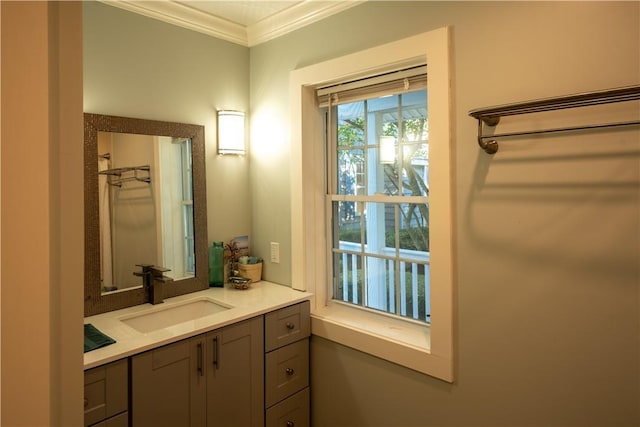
[84,323,116,353]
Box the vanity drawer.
[84,359,128,427]
[266,387,310,427]
[265,338,309,407]
[265,301,310,352]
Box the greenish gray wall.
[84,1,639,425]
[84,1,251,246]
[249,2,640,426]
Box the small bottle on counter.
[209,241,224,287]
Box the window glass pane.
[401,91,427,143]
[333,252,363,306]
[365,255,395,314]
[400,91,428,196]
[363,202,395,257]
[337,102,364,147]
[181,139,193,200]
[398,261,430,322]
[368,94,399,131]
[337,148,364,195]
[400,142,428,197]
[184,204,195,273]
[368,95,397,196]
[367,146,399,196]
[398,202,429,255]
[334,201,362,245]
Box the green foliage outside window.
[338,227,429,252]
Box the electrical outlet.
[270,242,280,264]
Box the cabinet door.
[131,337,206,427]
[85,359,128,427]
[206,317,264,427]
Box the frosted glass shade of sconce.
[217,110,245,155]
[379,135,396,164]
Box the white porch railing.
[336,241,430,322]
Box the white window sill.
[311,303,452,382]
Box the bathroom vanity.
[84,282,312,427]
[83,114,311,426]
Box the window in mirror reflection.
[98,132,195,294]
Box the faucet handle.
[149,265,171,278]
[133,264,154,276]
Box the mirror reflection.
[98,131,195,294]
[85,113,208,316]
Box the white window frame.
[290,27,454,382]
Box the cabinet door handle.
[213,336,219,369]
[286,421,295,427]
[286,322,295,330]
[197,342,204,377]
[285,367,295,376]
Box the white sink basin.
[120,297,231,333]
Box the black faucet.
[134,264,174,305]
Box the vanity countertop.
[84,281,313,370]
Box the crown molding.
[99,1,365,47]
[100,1,247,45]
[248,1,365,46]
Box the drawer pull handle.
[286,421,295,427]
[84,397,89,408]
[285,367,295,376]
[286,322,295,330]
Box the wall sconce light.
[217,110,245,155]
[379,135,396,164]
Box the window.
[323,70,431,324]
[290,27,454,382]
[159,137,195,279]
[179,138,195,274]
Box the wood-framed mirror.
[84,113,208,316]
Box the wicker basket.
[238,262,262,283]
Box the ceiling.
[101,0,365,47]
